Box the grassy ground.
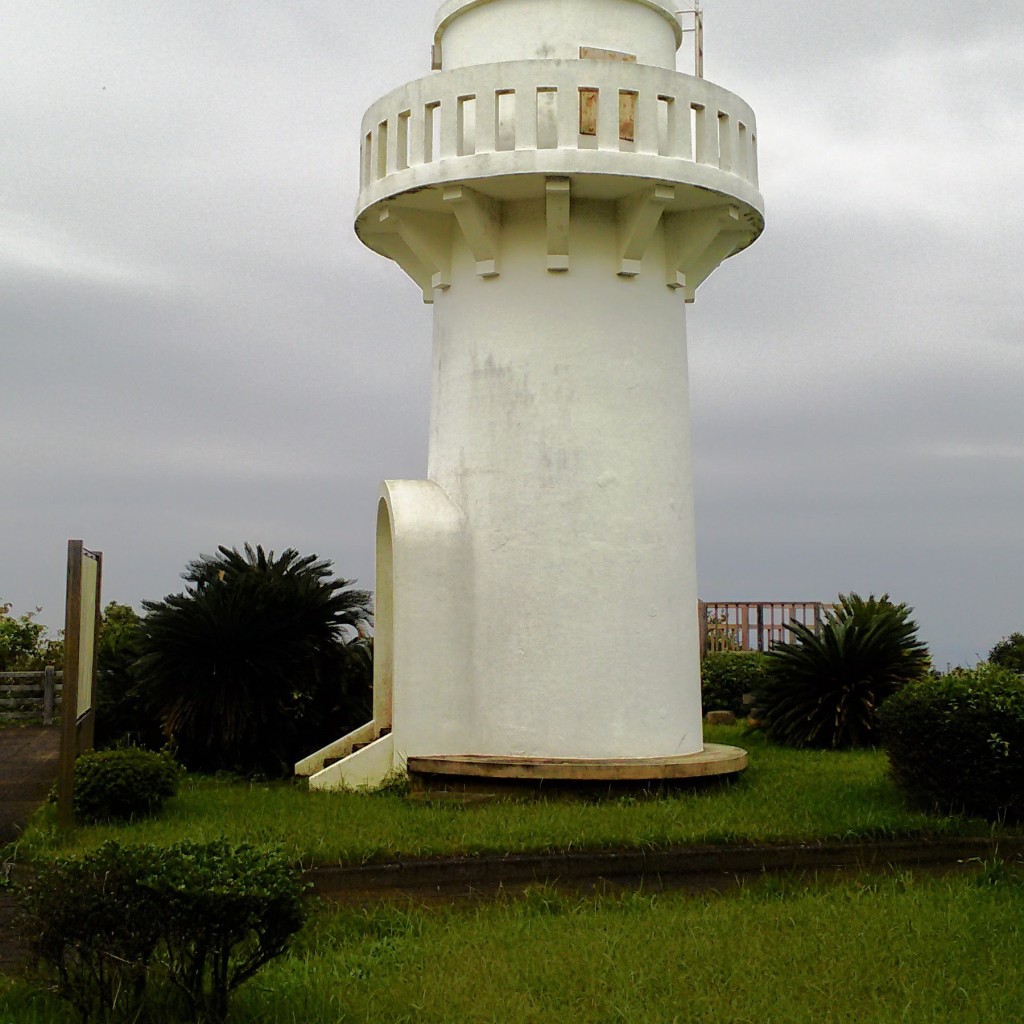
[4,867,1024,1023]
[8,726,1013,867]
[5,728,1023,1022]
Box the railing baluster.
[635,89,658,154]
[476,89,497,154]
[597,87,619,150]
[517,86,538,151]
[556,83,579,149]
[440,98,459,159]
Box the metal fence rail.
[698,601,832,660]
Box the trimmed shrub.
[19,840,306,1024]
[700,651,769,715]
[878,664,1024,822]
[752,593,930,749]
[146,840,307,1023]
[19,842,164,1023]
[72,747,181,823]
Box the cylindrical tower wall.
[427,198,703,758]
[435,0,681,71]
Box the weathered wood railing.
[0,667,62,724]
[699,602,833,660]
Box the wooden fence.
[699,602,833,660]
[0,667,62,724]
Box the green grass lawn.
[5,868,1024,1023]
[5,727,1024,1023]
[9,726,1016,867]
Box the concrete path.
[0,726,60,848]
[0,726,60,973]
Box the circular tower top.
[434,0,683,71]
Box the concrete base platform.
[407,743,747,791]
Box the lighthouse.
[299,0,763,789]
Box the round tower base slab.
[406,743,747,796]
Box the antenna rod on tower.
[678,2,704,78]
[695,0,704,78]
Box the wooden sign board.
[57,540,103,829]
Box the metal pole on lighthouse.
[300,0,764,790]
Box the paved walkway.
[0,726,61,973]
[0,726,60,848]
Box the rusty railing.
[698,601,833,660]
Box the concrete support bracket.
[372,213,434,303]
[443,184,502,278]
[617,184,674,277]
[664,205,743,300]
[681,230,748,301]
[378,206,453,297]
[545,177,571,272]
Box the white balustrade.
[357,60,760,211]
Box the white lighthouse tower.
[299,0,763,789]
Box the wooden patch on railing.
[578,88,637,142]
[579,46,636,64]
[619,92,636,142]
[579,88,598,136]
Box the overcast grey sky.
[3,1,1022,668]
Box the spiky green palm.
[136,545,372,774]
[752,593,930,749]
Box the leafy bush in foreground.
[146,840,306,1022]
[20,842,163,1023]
[879,664,1024,821]
[20,840,306,1024]
[752,593,930,749]
[72,747,180,824]
[700,651,769,715]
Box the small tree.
[135,545,372,774]
[752,593,930,749]
[94,602,164,750]
[0,601,63,671]
[989,632,1024,675]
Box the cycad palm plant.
[752,593,929,749]
[136,544,372,774]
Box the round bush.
[19,839,306,1024]
[73,747,181,823]
[878,664,1024,821]
[700,651,769,715]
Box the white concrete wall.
[377,480,473,757]
[435,0,682,71]
[421,197,703,757]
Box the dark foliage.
[879,664,1024,822]
[751,593,930,749]
[989,632,1024,675]
[19,840,306,1024]
[19,842,164,1023]
[136,544,372,775]
[72,747,180,824]
[145,840,306,1023]
[93,602,165,751]
[700,651,769,715]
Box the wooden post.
[697,600,707,661]
[58,542,84,830]
[57,540,102,830]
[43,665,55,726]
